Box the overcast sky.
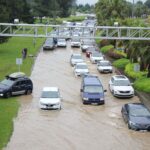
[77,0,146,5]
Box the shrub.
[107,50,125,59]
[101,45,114,53]
[113,58,130,69]
[100,39,110,47]
[114,50,127,58]
[125,63,147,79]
[134,77,150,93]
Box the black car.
[121,103,150,131]
[43,38,56,50]
[0,72,33,98]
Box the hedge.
[113,58,130,69]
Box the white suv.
[109,75,134,98]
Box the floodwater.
[5,42,150,150]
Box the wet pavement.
[5,42,150,150]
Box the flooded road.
[5,42,150,150]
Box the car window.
[76,65,87,69]
[1,79,14,86]
[72,55,82,59]
[114,80,131,86]
[129,107,150,117]
[84,85,103,93]
[41,91,59,98]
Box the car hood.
[0,83,9,91]
[40,98,60,104]
[113,86,134,91]
[83,92,104,99]
[98,66,112,69]
[91,56,104,60]
[130,115,150,125]
[72,59,83,63]
[75,69,89,73]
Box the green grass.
[113,58,130,69]
[134,77,150,93]
[0,98,19,149]
[0,36,45,149]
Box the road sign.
[16,58,22,72]
[16,58,22,65]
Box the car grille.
[119,91,130,93]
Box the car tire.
[128,122,131,129]
[5,92,11,98]
[26,89,32,95]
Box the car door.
[122,105,129,123]
[12,80,26,95]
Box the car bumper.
[114,93,134,98]
[82,99,104,105]
[98,69,113,73]
[39,103,61,110]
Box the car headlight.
[83,97,88,101]
[129,121,138,126]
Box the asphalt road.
[5,42,150,150]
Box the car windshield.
[1,79,14,86]
[41,91,59,98]
[129,107,150,117]
[83,41,93,45]
[72,38,80,42]
[84,85,103,93]
[76,65,87,69]
[58,39,65,42]
[72,55,82,59]
[92,53,102,57]
[114,80,131,86]
[99,62,111,66]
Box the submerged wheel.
[5,92,11,98]
[26,89,32,95]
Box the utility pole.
[132,0,135,18]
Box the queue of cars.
[1,20,150,131]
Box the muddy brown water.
[5,42,150,150]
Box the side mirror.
[80,89,83,92]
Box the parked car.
[70,53,84,66]
[86,46,97,57]
[0,72,33,98]
[109,75,134,98]
[71,38,81,47]
[74,62,89,76]
[97,60,113,73]
[39,87,62,110]
[90,52,104,63]
[57,38,67,47]
[80,74,106,105]
[121,103,150,131]
[43,38,55,50]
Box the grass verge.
[0,36,45,149]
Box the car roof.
[113,75,128,80]
[127,103,145,109]
[43,87,58,92]
[72,53,81,56]
[83,75,102,86]
[8,72,26,79]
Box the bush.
[101,45,114,53]
[125,63,147,79]
[113,58,130,69]
[100,39,110,47]
[114,50,127,58]
[134,77,150,93]
[107,50,125,59]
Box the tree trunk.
[147,64,150,78]
[140,58,145,71]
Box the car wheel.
[128,122,131,129]
[5,92,11,98]
[26,89,32,95]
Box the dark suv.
[0,72,33,98]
